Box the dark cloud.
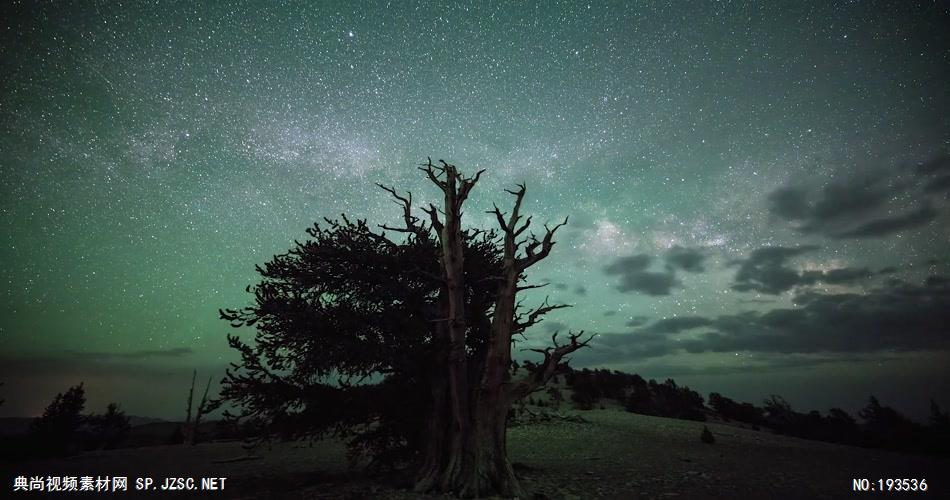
[690,279,950,354]
[618,271,679,295]
[808,182,892,222]
[603,310,618,317]
[737,298,777,304]
[664,245,706,273]
[716,279,948,355]
[800,266,874,284]
[923,175,950,194]
[915,154,950,175]
[766,180,894,236]
[629,353,900,377]
[731,245,873,294]
[574,285,587,296]
[625,315,649,327]
[1,353,193,375]
[553,283,569,291]
[878,266,898,275]
[604,254,680,296]
[578,277,950,364]
[72,347,193,360]
[926,275,950,287]
[731,245,818,294]
[767,186,810,220]
[767,156,946,239]
[571,331,677,363]
[604,254,652,274]
[835,203,937,238]
[542,321,568,333]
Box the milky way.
[1,1,948,418]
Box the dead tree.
[220,159,592,498]
[411,159,594,497]
[182,370,213,446]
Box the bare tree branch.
[517,216,569,270]
[513,297,572,334]
[422,203,444,234]
[418,157,447,190]
[376,183,429,238]
[508,330,595,401]
[515,282,549,292]
[457,168,486,205]
[488,204,509,235]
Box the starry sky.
[1,1,948,420]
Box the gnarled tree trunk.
[397,159,590,498]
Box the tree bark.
[414,382,521,497]
[411,163,581,498]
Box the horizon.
[2,2,949,425]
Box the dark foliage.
[629,378,706,421]
[19,383,131,458]
[751,394,946,455]
[218,164,585,497]
[29,383,87,457]
[708,392,766,426]
[857,396,924,451]
[560,366,948,456]
[218,215,503,468]
[86,403,132,450]
[564,368,706,421]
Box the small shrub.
[700,425,715,444]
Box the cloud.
[71,347,194,360]
[766,155,945,239]
[924,176,950,194]
[604,254,680,296]
[767,186,811,220]
[835,203,937,238]
[0,347,195,390]
[688,279,950,354]
[664,245,706,273]
[574,285,587,296]
[915,154,950,175]
[638,316,713,334]
[575,277,950,365]
[915,154,950,194]
[730,245,873,294]
[628,353,901,377]
[572,331,677,363]
[800,266,874,284]
[625,315,649,327]
[731,245,819,294]
[542,321,568,333]
[617,271,679,296]
[604,254,652,274]
[926,275,950,287]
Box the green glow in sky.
[2,1,948,419]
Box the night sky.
[2,1,948,420]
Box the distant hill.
[0,416,167,436]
